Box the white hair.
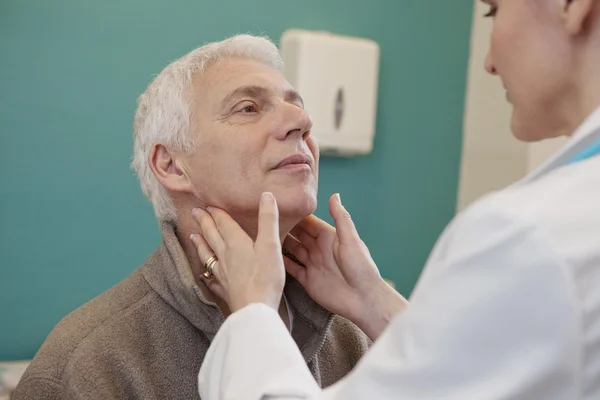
[131,34,284,222]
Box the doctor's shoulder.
[444,155,600,265]
[484,155,600,236]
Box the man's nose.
[274,102,313,141]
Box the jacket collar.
[140,220,333,360]
[520,106,600,185]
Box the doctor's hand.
[190,192,285,313]
[283,194,408,341]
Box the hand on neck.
[173,202,301,323]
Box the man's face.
[183,57,319,220]
[483,0,575,141]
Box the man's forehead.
[194,57,294,101]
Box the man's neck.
[174,207,298,327]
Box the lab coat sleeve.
[199,203,580,400]
[198,302,321,400]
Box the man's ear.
[148,143,194,194]
[561,0,597,35]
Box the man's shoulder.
[16,269,156,390]
[16,263,209,400]
[327,314,372,351]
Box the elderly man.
[13,35,371,400]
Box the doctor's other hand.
[283,194,408,341]
[190,192,285,313]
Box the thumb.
[256,192,281,247]
[329,193,361,245]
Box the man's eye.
[242,105,257,113]
[236,103,258,113]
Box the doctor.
[191,0,600,398]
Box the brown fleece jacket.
[13,222,371,399]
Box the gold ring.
[203,255,218,279]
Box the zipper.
[192,285,226,323]
[306,314,335,365]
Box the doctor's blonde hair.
[131,34,284,222]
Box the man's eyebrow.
[285,89,304,108]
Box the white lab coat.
[198,107,600,400]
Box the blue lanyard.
[565,139,600,165]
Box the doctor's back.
[325,112,600,400]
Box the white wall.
[457,2,567,211]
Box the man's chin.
[276,195,317,219]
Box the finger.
[189,232,216,267]
[192,208,224,256]
[190,233,223,286]
[207,206,249,244]
[295,214,330,238]
[202,274,227,300]
[283,235,309,265]
[289,225,316,249]
[283,256,307,285]
[256,192,280,247]
[329,194,361,245]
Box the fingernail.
[262,192,274,204]
[192,208,199,217]
[190,234,197,242]
[335,193,342,204]
[206,206,213,213]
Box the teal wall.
[0,0,474,360]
